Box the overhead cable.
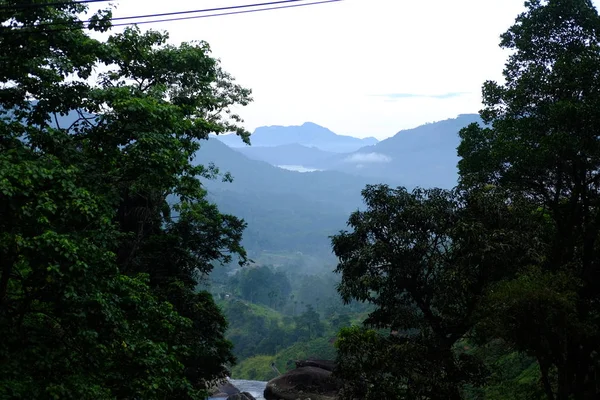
[1,0,343,35]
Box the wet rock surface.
[264,360,340,400]
[209,380,257,400]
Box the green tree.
[331,313,351,331]
[458,0,600,398]
[294,304,325,340]
[0,1,251,398]
[234,266,291,309]
[330,184,536,399]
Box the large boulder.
[294,359,336,372]
[209,380,256,399]
[227,392,256,400]
[264,366,339,400]
[209,380,238,397]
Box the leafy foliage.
[331,2,600,398]
[457,0,600,398]
[0,1,251,398]
[220,298,330,361]
[330,185,525,399]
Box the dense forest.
[204,265,371,382]
[2,0,600,399]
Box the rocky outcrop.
[294,359,335,372]
[209,380,256,400]
[226,392,256,400]
[264,360,340,400]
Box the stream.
[208,378,267,400]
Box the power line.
[98,0,313,23]
[31,0,313,27]
[1,0,342,35]
[0,0,111,11]
[112,0,342,26]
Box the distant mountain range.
[316,114,482,188]
[217,114,482,189]
[197,114,482,262]
[194,138,395,263]
[215,122,378,153]
[235,143,335,168]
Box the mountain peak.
[301,121,324,128]
[216,122,378,153]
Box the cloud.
[344,152,392,163]
[372,92,469,100]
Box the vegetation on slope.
[0,2,251,398]
[4,1,600,399]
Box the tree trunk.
[0,258,13,308]
[539,358,555,400]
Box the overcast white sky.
[91,0,586,139]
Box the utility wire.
[0,0,112,11]
[31,0,312,27]
[112,0,341,26]
[1,0,342,35]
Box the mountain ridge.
[235,142,336,167]
[218,114,483,189]
[214,121,378,153]
[193,138,400,259]
[315,113,482,188]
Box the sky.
[91,0,544,139]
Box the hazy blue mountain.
[214,122,378,153]
[316,114,483,189]
[234,143,335,168]
[195,138,382,210]
[216,115,483,189]
[194,138,398,259]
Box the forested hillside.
[3,1,600,400]
[205,265,371,381]
[194,138,395,263]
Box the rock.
[264,366,340,400]
[208,380,243,398]
[227,392,256,400]
[294,359,336,372]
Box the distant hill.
[217,115,483,189]
[235,143,335,168]
[314,114,483,189]
[215,122,378,153]
[194,139,397,260]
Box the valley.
[4,1,597,398]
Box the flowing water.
[208,378,267,400]
[229,379,267,399]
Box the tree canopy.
[331,0,600,399]
[0,1,252,398]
